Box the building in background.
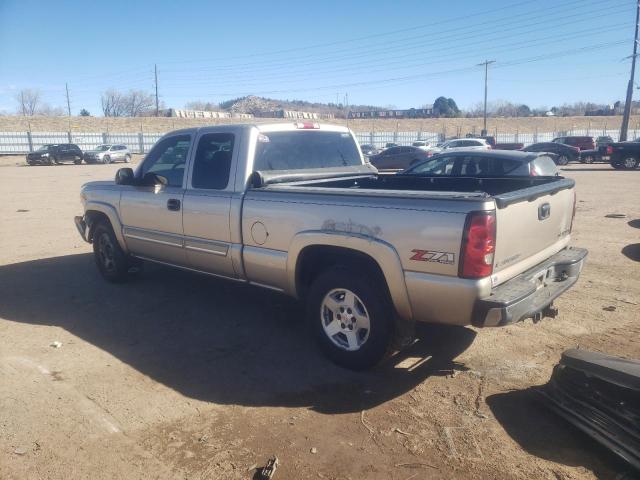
[348,106,434,119]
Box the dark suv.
[552,136,595,151]
[26,144,84,165]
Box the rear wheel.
[48,156,56,165]
[124,154,131,163]
[102,155,111,164]
[74,158,82,165]
[582,154,594,164]
[556,155,569,166]
[307,266,395,370]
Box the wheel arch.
[84,201,127,251]
[287,231,413,321]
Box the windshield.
[95,145,110,151]
[253,131,361,171]
[36,145,54,151]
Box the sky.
[0,0,637,115]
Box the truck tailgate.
[491,178,575,287]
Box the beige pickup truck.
[75,123,587,369]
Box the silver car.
[84,144,131,164]
[440,138,491,151]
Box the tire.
[124,154,131,163]
[621,156,639,170]
[582,155,594,164]
[556,155,569,166]
[74,158,82,165]
[92,222,131,283]
[307,265,395,370]
[48,156,56,166]
[102,155,111,164]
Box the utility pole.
[65,83,72,132]
[477,60,495,136]
[154,64,159,117]
[620,0,639,142]
[65,83,71,117]
[20,91,26,116]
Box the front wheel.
[556,155,569,166]
[307,266,394,370]
[582,155,594,164]
[102,155,111,164]
[92,222,131,283]
[124,154,131,163]
[621,156,639,170]
[74,158,82,165]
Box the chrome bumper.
[74,215,89,242]
[473,247,588,327]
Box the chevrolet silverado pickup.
[75,123,587,370]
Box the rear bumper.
[473,247,588,327]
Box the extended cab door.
[182,131,237,278]
[119,134,192,265]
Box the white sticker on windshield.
[258,134,270,143]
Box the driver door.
[119,134,192,265]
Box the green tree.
[433,96,460,117]
[79,108,90,116]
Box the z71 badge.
[410,249,455,264]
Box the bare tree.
[14,89,41,116]
[38,104,66,116]
[125,90,155,117]
[101,89,126,117]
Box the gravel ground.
[0,160,638,480]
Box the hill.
[219,95,382,116]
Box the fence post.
[369,131,374,146]
[26,131,33,152]
[515,128,519,143]
[138,132,144,154]
[393,130,398,144]
[534,127,538,143]
[102,132,108,144]
[67,131,72,143]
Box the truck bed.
[256,172,574,207]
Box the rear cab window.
[253,130,361,171]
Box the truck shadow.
[486,389,632,479]
[0,253,476,414]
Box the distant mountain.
[219,95,383,116]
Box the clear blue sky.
[0,0,636,115]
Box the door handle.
[167,199,181,211]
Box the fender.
[286,230,413,322]
[84,201,128,252]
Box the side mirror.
[115,168,135,185]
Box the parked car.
[359,144,379,156]
[400,150,558,177]
[84,144,131,164]
[521,142,580,165]
[439,138,491,151]
[412,140,432,149]
[368,145,432,170]
[75,123,586,370]
[26,144,83,165]
[577,149,602,164]
[467,136,523,151]
[595,135,614,149]
[552,136,595,151]
[600,138,640,170]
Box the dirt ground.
[1,114,639,134]
[0,159,638,480]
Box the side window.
[400,147,412,153]
[191,133,234,190]
[140,135,191,187]
[412,156,456,175]
[386,147,400,155]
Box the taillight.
[460,212,496,279]
[606,145,613,154]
